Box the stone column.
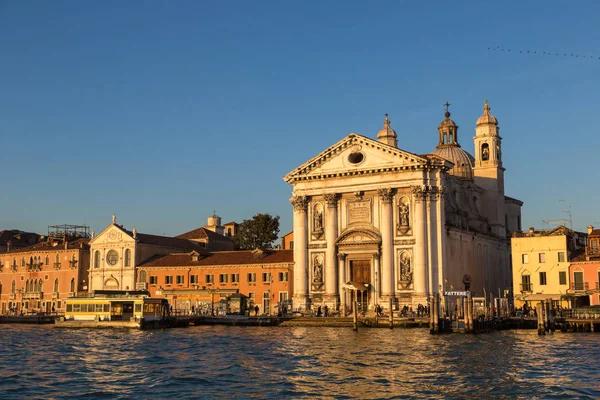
[412,186,428,299]
[291,196,309,311]
[324,193,339,307]
[427,186,439,295]
[377,188,395,302]
[437,185,446,296]
[338,253,347,314]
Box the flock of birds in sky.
[488,46,599,60]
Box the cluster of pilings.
[429,293,475,334]
[536,300,556,335]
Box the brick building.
[138,249,293,315]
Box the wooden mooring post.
[389,297,394,329]
[537,302,545,335]
[353,300,358,332]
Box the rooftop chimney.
[6,240,10,252]
[588,225,594,235]
[529,227,535,235]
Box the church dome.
[432,103,474,180]
[438,111,458,130]
[432,146,475,180]
[476,101,498,126]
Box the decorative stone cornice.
[377,188,395,203]
[324,193,339,207]
[290,196,309,211]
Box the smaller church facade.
[88,214,231,291]
[284,102,522,313]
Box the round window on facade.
[348,152,364,164]
[106,250,119,266]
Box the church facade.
[284,102,522,312]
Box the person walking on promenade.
[254,305,260,316]
[324,305,329,317]
[317,306,322,317]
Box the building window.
[139,270,147,283]
[559,271,567,285]
[521,275,532,292]
[54,278,59,293]
[247,273,256,283]
[539,253,546,263]
[290,241,294,249]
[45,256,50,266]
[205,274,214,284]
[190,275,198,284]
[279,272,288,282]
[94,251,100,268]
[149,276,158,285]
[522,254,529,264]
[70,278,75,293]
[279,292,288,306]
[262,272,271,283]
[219,274,228,284]
[176,275,184,285]
[165,276,173,285]
[558,252,565,263]
[539,272,547,285]
[125,249,131,267]
[231,273,239,283]
[106,250,119,266]
[248,292,255,306]
[263,292,270,314]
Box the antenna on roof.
[542,200,572,229]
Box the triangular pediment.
[90,224,134,245]
[284,134,433,183]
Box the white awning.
[517,294,562,302]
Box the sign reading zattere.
[443,290,470,297]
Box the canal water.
[1,325,599,399]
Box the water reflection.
[1,326,600,399]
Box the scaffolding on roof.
[48,224,91,240]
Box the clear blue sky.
[2,1,599,237]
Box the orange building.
[281,231,294,250]
[568,225,600,307]
[0,237,90,315]
[138,249,293,315]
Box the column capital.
[411,186,427,202]
[324,193,339,207]
[337,253,347,261]
[377,188,395,203]
[290,195,309,211]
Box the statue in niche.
[313,208,323,232]
[400,253,412,282]
[397,199,410,235]
[481,144,490,161]
[399,202,410,226]
[313,256,323,283]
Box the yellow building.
[511,226,586,309]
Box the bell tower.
[473,100,506,237]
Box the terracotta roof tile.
[0,238,90,254]
[140,249,293,267]
[111,225,203,251]
[175,227,234,243]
